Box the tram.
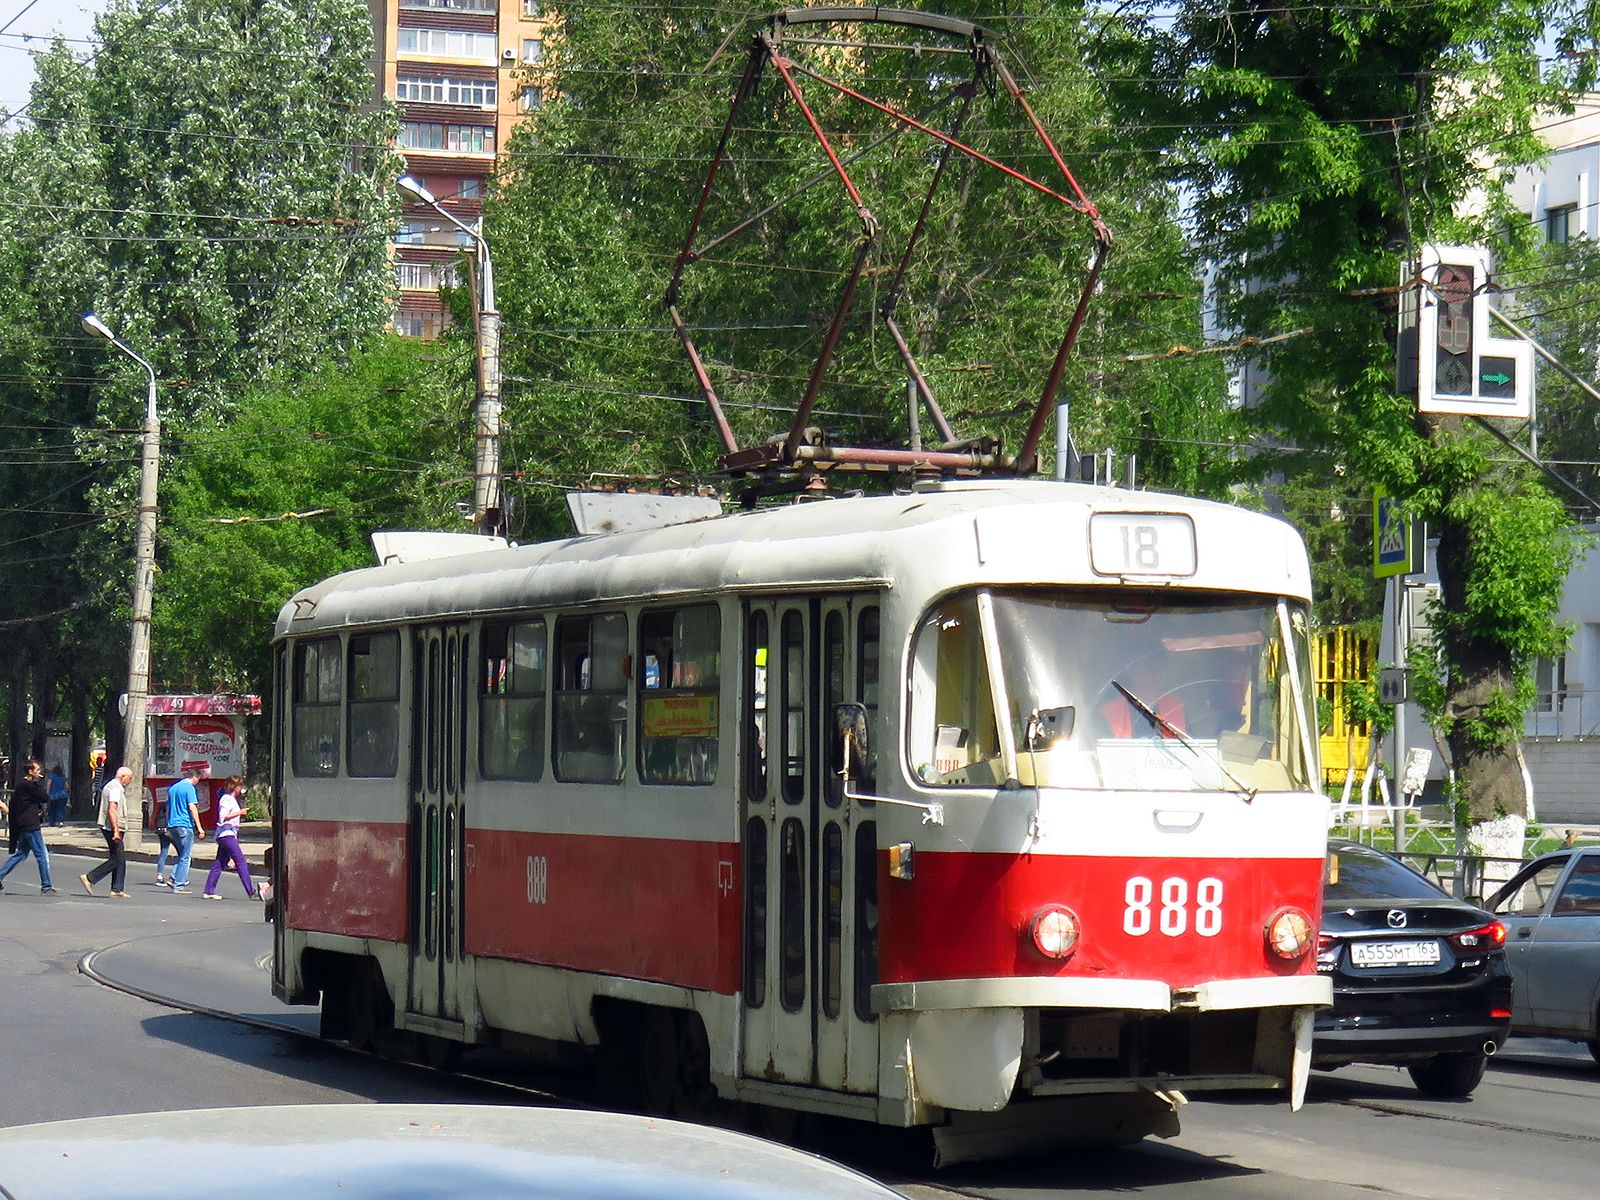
[269,479,1331,1162]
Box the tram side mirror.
[833,702,872,799]
[1027,706,1075,750]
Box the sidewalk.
[41,819,268,870]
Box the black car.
[1313,839,1513,1097]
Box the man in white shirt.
[80,766,132,898]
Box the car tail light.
[1450,921,1507,950]
[1029,905,1080,960]
[1491,1007,1512,1020]
[1315,933,1339,967]
[1265,907,1314,960]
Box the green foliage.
[0,0,402,754]
[156,338,465,690]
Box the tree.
[0,0,403,764]
[156,337,468,691]
[1131,1,1596,849]
[488,2,1238,537]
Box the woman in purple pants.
[202,777,257,900]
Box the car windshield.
[908,587,1314,792]
[1325,844,1444,903]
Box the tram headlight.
[1028,905,1081,960]
[1264,907,1314,960]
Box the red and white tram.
[270,479,1330,1161]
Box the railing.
[1395,851,1527,906]
[399,0,498,12]
[1524,687,1600,740]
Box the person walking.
[202,776,257,900]
[46,764,68,826]
[159,764,207,894]
[0,759,56,894]
[80,766,132,898]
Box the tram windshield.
[909,588,1315,793]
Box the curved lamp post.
[397,174,502,534]
[82,312,158,851]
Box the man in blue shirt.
[159,765,209,893]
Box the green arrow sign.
[1481,371,1511,386]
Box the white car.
[0,1104,908,1200]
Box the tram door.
[741,596,880,1094]
[408,624,470,1021]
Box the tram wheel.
[635,1008,680,1116]
[344,964,387,1052]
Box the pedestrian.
[158,764,207,894]
[0,759,56,894]
[202,776,257,900]
[80,766,132,898]
[46,764,68,826]
[153,816,175,885]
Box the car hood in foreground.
[0,1104,906,1200]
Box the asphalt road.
[5,849,1599,1199]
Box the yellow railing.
[1315,626,1376,786]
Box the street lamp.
[397,173,503,535]
[81,312,159,852]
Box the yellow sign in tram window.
[642,694,719,738]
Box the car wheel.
[1407,1052,1488,1098]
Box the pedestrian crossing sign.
[1374,488,1413,578]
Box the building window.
[293,639,341,777]
[348,633,400,778]
[1547,204,1578,245]
[397,27,497,63]
[521,0,541,15]
[397,221,427,245]
[1534,654,1567,713]
[393,309,445,339]
[396,74,497,108]
[521,38,544,64]
[457,177,483,199]
[396,261,461,292]
[481,618,546,780]
[520,86,543,113]
[398,120,495,154]
[638,605,720,785]
[553,613,628,782]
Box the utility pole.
[81,313,159,851]
[397,175,502,534]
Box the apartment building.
[371,0,549,338]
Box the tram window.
[857,607,881,786]
[481,619,546,781]
[746,611,769,799]
[553,612,628,783]
[822,821,843,1019]
[347,632,400,778]
[854,820,878,1023]
[780,610,805,803]
[638,605,720,785]
[292,638,341,777]
[779,817,806,1012]
[908,595,1001,786]
[743,816,767,1008]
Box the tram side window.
[908,596,1001,786]
[638,605,720,785]
[481,619,547,781]
[347,632,400,777]
[553,612,628,783]
[292,638,341,777]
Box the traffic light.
[1403,245,1532,419]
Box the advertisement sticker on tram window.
[1088,512,1197,578]
[642,694,718,738]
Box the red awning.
[145,694,262,716]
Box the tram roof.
[275,480,1311,638]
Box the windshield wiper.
[1109,679,1257,803]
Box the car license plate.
[1351,939,1441,967]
